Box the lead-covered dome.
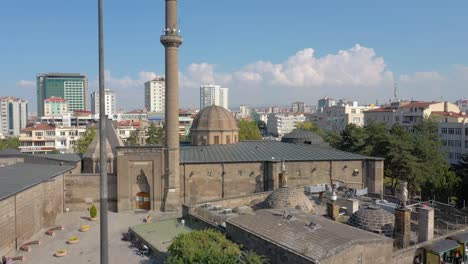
[263,187,314,212]
[281,129,327,146]
[191,105,239,145]
[347,204,395,237]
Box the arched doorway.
[135,192,150,210]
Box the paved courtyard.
[10,211,163,264]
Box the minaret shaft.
[161,0,182,211]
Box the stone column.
[418,207,434,243]
[327,202,339,221]
[394,208,411,249]
[161,0,183,211]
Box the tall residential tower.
[144,78,165,113]
[36,73,88,116]
[200,84,229,110]
[91,88,116,117]
[0,97,28,136]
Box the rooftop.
[431,111,468,118]
[227,209,392,262]
[401,101,439,108]
[33,153,82,162]
[44,96,67,103]
[0,163,74,200]
[179,140,382,164]
[21,123,56,131]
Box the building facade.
[19,124,86,154]
[0,97,28,136]
[316,101,376,133]
[267,114,306,137]
[44,97,68,116]
[200,84,229,110]
[317,97,336,113]
[91,88,116,117]
[144,78,165,113]
[36,73,88,116]
[292,101,305,113]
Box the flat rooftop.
[129,219,201,254]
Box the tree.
[125,130,139,146]
[167,229,241,264]
[74,128,96,154]
[238,120,262,141]
[295,121,324,137]
[242,250,269,264]
[146,123,165,145]
[337,124,366,153]
[0,137,20,150]
[453,153,468,203]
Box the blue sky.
[1,0,467,110]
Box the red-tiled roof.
[432,111,468,118]
[21,124,55,131]
[401,101,439,108]
[364,107,396,112]
[117,120,140,127]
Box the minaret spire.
[161,0,183,211]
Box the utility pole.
[98,0,108,263]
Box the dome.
[347,204,395,237]
[263,187,314,212]
[191,105,239,146]
[281,129,327,145]
[191,105,239,132]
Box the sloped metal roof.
[0,163,74,200]
[180,141,382,164]
[423,239,460,254]
[33,153,82,162]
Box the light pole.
[98,0,108,263]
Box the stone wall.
[0,197,15,257]
[323,242,394,264]
[64,174,117,211]
[187,192,272,209]
[0,173,66,256]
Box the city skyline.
[1,0,467,111]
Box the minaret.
[161,0,182,211]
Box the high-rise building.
[317,97,336,113]
[0,97,28,136]
[292,101,305,113]
[200,84,229,110]
[36,73,88,116]
[44,97,68,116]
[144,78,165,113]
[91,88,116,117]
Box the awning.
[449,232,468,244]
[423,240,461,254]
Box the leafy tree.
[74,128,96,154]
[146,123,165,145]
[125,130,139,146]
[238,120,262,141]
[0,137,20,150]
[167,229,241,264]
[453,153,468,202]
[295,121,325,137]
[337,124,366,153]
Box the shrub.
[242,250,269,264]
[167,229,241,264]
[90,204,98,218]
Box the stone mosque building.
[115,105,384,212]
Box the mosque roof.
[263,187,314,212]
[347,204,395,237]
[179,140,382,164]
[191,105,239,132]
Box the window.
[466,140,468,148]
[238,170,243,176]
[455,140,461,147]
[455,128,462,135]
[46,131,55,136]
[448,140,454,147]
[454,153,462,160]
[351,109,356,114]
[60,132,66,136]
[60,140,66,146]
[395,116,400,122]
[214,136,220,144]
[441,128,447,134]
[226,135,231,144]
[466,128,468,136]
[35,132,43,137]
[448,128,454,135]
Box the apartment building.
[315,101,376,133]
[267,114,306,137]
[200,84,229,109]
[144,78,165,113]
[19,124,86,154]
[0,97,28,136]
[44,97,68,116]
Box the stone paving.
[10,211,159,264]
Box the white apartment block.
[91,88,116,117]
[316,101,376,133]
[267,114,306,137]
[44,97,68,116]
[0,97,28,136]
[364,101,467,163]
[200,84,229,110]
[144,78,165,113]
[19,124,86,154]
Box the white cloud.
[399,71,444,83]
[16,80,35,88]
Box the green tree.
[125,131,139,146]
[453,153,468,203]
[74,128,96,154]
[0,137,20,150]
[238,120,262,141]
[295,121,325,137]
[337,124,366,153]
[146,123,165,145]
[167,229,241,264]
[242,250,269,264]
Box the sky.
[1,0,467,111]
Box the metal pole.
[98,0,108,263]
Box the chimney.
[418,206,434,243]
[394,208,411,249]
[444,101,448,112]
